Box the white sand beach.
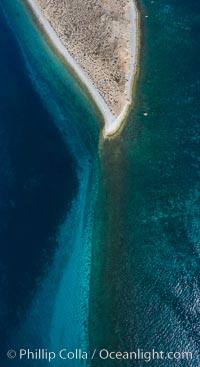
[26,0,139,138]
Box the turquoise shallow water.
[0,0,199,366]
[89,0,200,365]
[0,0,101,366]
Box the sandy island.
[26,0,139,137]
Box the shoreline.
[105,0,140,139]
[26,0,140,138]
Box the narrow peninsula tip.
[26,0,139,137]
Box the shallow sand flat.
[27,0,139,136]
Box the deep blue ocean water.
[89,0,200,366]
[0,0,78,341]
[0,1,100,366]
[0,0,199,366]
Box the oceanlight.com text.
[7,348,193,363]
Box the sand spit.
[26,0,139,137]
